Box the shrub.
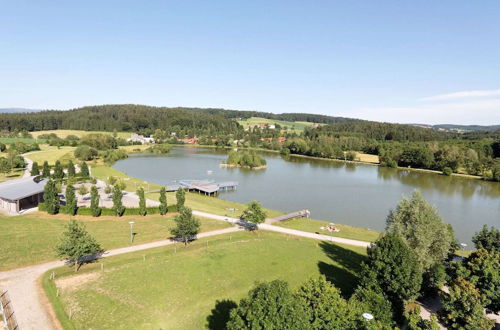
[442,167,453,176]
[74,146,98,161]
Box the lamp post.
[128,221,135,244]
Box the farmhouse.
[127,133,154,144]
[0,176,47,213]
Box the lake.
[113,147,500,246]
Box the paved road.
[1,207,370,329]
[22,156,33,177]
[0,226,241,330]
[192,210,371,248]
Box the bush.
[74,146,98,161]
[442,167,453,176]
[345,151,357,161]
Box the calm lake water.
[113,147,500,246]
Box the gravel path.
[1,168,371,329]
[0,226,241,330]
[192,210,371,248]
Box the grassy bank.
[275,218,381,242]
[24,145,76,165]
[0,213,231,271]
[44,230,366,330]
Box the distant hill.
[433,124,500,132]
[0,108,41,113]
[410,123,500,132]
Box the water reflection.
[377,167,500,199]
[114,147,500,245]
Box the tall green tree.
[0,158,10,176]
[137,187,146,216]
[175,187,185,210]
[30,161,40,176]
[440,277,494,330]
[112,184,125,216]
[358,233,422,316]
[43,179,59,214]
[386,190,454,271]
[227,280,308,330]
[159,186,168,215]
[80,161,90,177]
[472,225,500,252]
[349,286,395,327]
[90,185,101,217]
[55,219,102,272]
[170,207,200,245]
[241,201,267,227]
[67,160,75,177]
[296,276,358,329]
[42,161,50,178]
[53,160,64,179]
[65,184,77,216]
[458,249,500,313]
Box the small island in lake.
[221,151,267,169]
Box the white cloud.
[420,89,500,102]
[340,98,500,125]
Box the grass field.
[0,168,24,182]
[44,230,366,329]
[0,137,45,144]
[237,117,320,133]
[30,130,131,139]
[275,218,381,242]
[354,152,379,164]
[0,212,231,271]
[24,146,76,165]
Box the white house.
[127,133,154,144]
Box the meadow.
[0,213,231,271]
[275,217,381,242]
[44,230,367,330]
[237,116,320,133]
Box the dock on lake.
[148,179,238,196]
[267,209,311,223]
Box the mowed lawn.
[237,117,319,133]
[276,218,381,242]
[0,213,232,271]
[24,146,76,165]
[46,231,367,330]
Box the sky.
[1,1,499,125]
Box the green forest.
[0,104,499,181]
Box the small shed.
[0,176,48,213]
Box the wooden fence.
[0,291,18,330]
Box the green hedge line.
[38,202,177,216]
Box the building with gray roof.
[0,176,47,213]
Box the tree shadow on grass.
[206,299,238,330]
[318,241,368,298]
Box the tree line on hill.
[1,104,499,180]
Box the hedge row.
[38,202,177,216]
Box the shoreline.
[219,163,267,170]
[170,143,485,181]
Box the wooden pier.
[146,180,238,196]
[267,209,310,223]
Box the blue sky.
[1,1,499,124]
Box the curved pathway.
[0,226,242,330]
[1,209,370,329]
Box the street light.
[362,313,374,321]
[128,221,135,244]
